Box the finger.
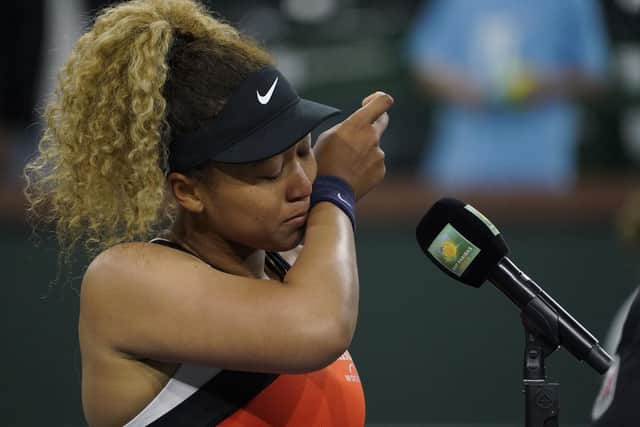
[361,92,378,107]
[371,112,389,138]
[346,92,394,126]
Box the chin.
[266,227,305,252]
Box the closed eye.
[260,165,283,181]
[261,173,281,181]
[253,156,284,181]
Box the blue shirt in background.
[407,0,608,191]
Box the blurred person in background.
[0,1,45,187]
[23,0,392,426]
[591,194,640,426]
[407,0,608,192]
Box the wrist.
[310,175,356,231]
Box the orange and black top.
[124,238,366,426]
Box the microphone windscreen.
[416,198,509,287]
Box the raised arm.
[79,92,393,374]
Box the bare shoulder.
[83,243,170,300]
[84,241,196,280]
[79,241,208,335]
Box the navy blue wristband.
[310,175,356,230]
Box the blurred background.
[3,0,640,425]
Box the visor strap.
[310,175,356,231]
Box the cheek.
[238,188,306,251]
[244,187,282,222]
[209,187,287,246]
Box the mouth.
[284,211,309,226]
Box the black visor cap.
[168,66,341,172]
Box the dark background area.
[3,220,639,426]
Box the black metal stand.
[488,260,612,425]
[518,290,563,426]
[523,331,560,427]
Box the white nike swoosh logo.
[257,77,279,105]
[337,192,352,208]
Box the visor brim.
[211,98,341,164]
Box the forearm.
[535,70,606,102]
[280,90,391,347]
[284,202,359,341]
[412,65,482,106]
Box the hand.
[314,91,393,201]
[492,71,538,105]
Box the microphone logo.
[440,240,458,262]
[427,224,481,276]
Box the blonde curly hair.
[24,0,272,259]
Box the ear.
[167,172,204,213]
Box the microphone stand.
[522,329,560,427]
[490,263,562,426]
[521,302,561,427]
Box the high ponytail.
[24,0,272,261]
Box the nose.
[286,160,313,203]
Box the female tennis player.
[24,0,392,426]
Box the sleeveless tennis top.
[124,238,366,426]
